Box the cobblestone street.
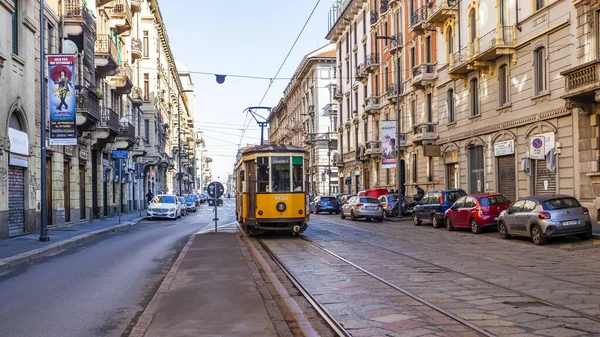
[258,214,600,336]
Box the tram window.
[272,156,291,192]
[257,157,269,192]
[292,156,303,191]
[239,170,245,181]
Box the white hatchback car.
[147,194,182,219]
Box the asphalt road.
[0,203,221,337]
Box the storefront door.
[8,166,25,236]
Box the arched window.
[534,47,547,95]
[9,112,23,131]
[447,89,455,123]
[499,64,509,106]
[470,78,479,116]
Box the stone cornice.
[439,108,571,144]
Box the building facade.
[0,0,195,239]
[268,44,339,195]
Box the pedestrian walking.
[146,190,154,204]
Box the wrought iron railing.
[450,46,468,70]
[118,122,135,141]
[76,90,101,120]
[478,29,497,55]
[411,6,428,26]
[428,0,457,16]
[365,53,380,68]
[99,107,119,131]
[111,0,132,22]
[95,34,118,62]
[365,96,380,109]
[390,33,403,50]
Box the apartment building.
[268,45,339,195]
[326,0,378,194]
[0,0,194,239]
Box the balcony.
[365,141,381,158]
[389,33,403,54]
[410,6,428,32]
[364,96,380,114]
[114,122,135,150]
[385,84,400,102]
[63,0,96,37]
[110,65,133,95]
[356,63,367,81]
[412,123,437,144]
[560,59,600,114]
[76,87,101,131]
[370,11,378,25]
[93,107,119,141]
[471,27,515,66]
[356,145,366,160]
[426,0,458,27]
[130,0,141,12]
[308,104,315,117]
[95,34,119,77]
[96,0,112,6]
[411,63,437,88]
[131,37,142,60]
[334,88,343,101]
[449,46,469,76]
[108,0,133,36]
[365,53,380,73]
[333,153,344,168]
[398,132,408,147]
[131,86,143,106]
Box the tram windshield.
[271,156,291,192]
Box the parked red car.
[444,193,511,234]
[357,188,390,199]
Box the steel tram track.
[255,236,496,337]
[309,223,600,326]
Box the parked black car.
[413,189,467,228]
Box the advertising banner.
[381,120,396,168]
[48,55,77,145]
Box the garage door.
[531,159,556,196]
[8,166,25,237]
[497,155,516,202]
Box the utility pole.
[39,0,49,241]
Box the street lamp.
[177,89,194,196]
[376,35,403,197]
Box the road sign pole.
[118,158,121,224]
[214,202,218,233]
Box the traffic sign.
[529,136,545,160]
[111,150,128,159]
[207,181,224,198]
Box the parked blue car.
[309,196,341,214]
[413,189,467,228]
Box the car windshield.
[360,197,379,204]
[479,195,509,206]
[178,197,185,203]
[542,197,582,210]
[152,195,175,204]
[321,197,336,201]
[185,196,195,202]
[386,194,398,201]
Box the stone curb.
[0,217,146,271]
[128,233,196,337]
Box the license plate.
[562,220,579,226]
[367,206,376,210]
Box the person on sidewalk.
[146,190,154,204]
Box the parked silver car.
[340,196,384,222]
[497,195,593,245]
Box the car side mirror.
[506,209,512,214]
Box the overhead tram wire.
[238,0,322,147]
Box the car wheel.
[340,211,346,219]
[470,219,482,234]
[446,218,454,231]
[531,224,546,245]
[366,218,371,222]
[432,215,443,228]
[351,210,357,221]
[498,221,511,239]
[413,213,421,226]
[579,231,593,241]
[329,211,332,214]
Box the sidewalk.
[0,211,146,270]
[130,229,280,337]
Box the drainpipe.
[516,0,522,31]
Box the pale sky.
[159,0,331,182]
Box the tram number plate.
[275,196,288,201]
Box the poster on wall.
[48,55,77,145]
[381,120,396,168]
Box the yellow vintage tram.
[235,144,309,235]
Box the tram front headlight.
[276,202,287,212]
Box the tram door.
[247,161,256,218]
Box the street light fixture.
[177,89,194,196]
[376,35,404,197]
